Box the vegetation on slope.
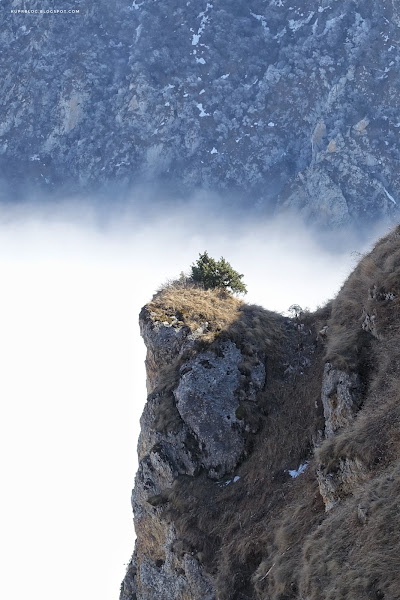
[141,225,400,600]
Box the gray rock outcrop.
[321,363,361,437]
[121,303,266,600]
[317,456,369,511]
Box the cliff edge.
[121,226,400,600]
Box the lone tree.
[190,251,247,295]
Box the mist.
[0,196,391,600]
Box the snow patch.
[196,57,206,65]
[221,73,230,79]
[196,103,210,117]
[135,24,142,42]
[191,3,213,48]
[383,187,397,206]
[131,0,143,9]
[216,475,240,487]
[274,27,287,40]
[268,122,275,127]
[288,11,315,33]
[210,147,218,154]
[250,11,269,32]
[287,462,308,478]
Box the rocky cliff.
[4,0,400,226]
[121,225,400,600]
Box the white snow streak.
[131,0,143,10]
[196,103,210,117]
[287,462,308,478]
[288,12,315,33]
[383,187,397,205]
[250,11,269,32]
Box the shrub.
[190,251,247,295]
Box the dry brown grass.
[299,462,400,600]
[148,281,243,341]
[326,224,400,371]
[318,327,400,483]
[252,466,325,600]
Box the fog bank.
[0,199,390,600]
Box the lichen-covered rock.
[174,341,265,478]
[132,523,216,600]
[121,302,266,599]
[317,457,369,511]
[139,306,208,393]
[361,308,378,338]
[321,363,361,437]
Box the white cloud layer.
[0,200,390,600]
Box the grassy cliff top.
[147,281,243,334]
[146,281,290,356]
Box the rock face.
[174,341,262,478]
[317,456,369,512]
[317,364,366,511]
[4,0,400,226]
[321,363,361,437]
[121,301,266,600]
[122,226,400,600]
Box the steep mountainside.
[121,225,400,600]
[3,0,400,225]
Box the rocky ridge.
[3,0,400,226]
[121,225,400,600]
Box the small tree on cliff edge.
[190,251,247,295]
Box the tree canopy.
[190,251,247,295]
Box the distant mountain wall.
[3,0,400,226]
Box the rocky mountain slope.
[121,224,400,599]
[3,0,400,225]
